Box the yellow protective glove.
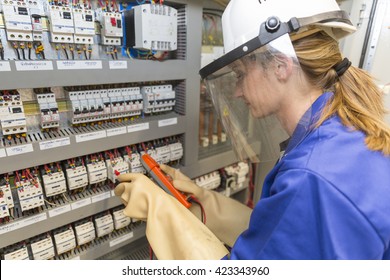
[160,164,252,248]
[114,173,229,260]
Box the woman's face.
[232,58,284,118]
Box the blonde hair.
[292,31,390,155]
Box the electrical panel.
[125,4,178,51]
[0,0,241,262]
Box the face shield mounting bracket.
[199,10,350,80]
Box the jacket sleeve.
[229,169,385,259]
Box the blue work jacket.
[229,92,390,259]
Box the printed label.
[15,61,54,71]
[39,137,70,150]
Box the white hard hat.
[200,0,356,80]
[222,0,356,53]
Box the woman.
[115,0,390,259]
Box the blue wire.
[136,0,146,4]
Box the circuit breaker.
[96,10,123,46]
[1,0,33,41]
[141,84,175,114]
[125,4,178,51]
[73,8,95,44]
[46,4,75,43]
[36,93,60,129]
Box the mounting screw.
[265,16,280,32]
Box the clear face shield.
[203,34,313,163]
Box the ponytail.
[293,31,390,155]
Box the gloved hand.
[114,173,229,260]
[160,164,252,248]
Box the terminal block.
[125,4,177,51]
[96,10,123,46]
[141,84,175,114]
[0,91,27,140]
[30,233,55,260]
[74,218,96,246]
[64,157,88,191]
[112,207,131,230]
[36,92,60,130]
[73,7,95,44]
[40,162,67,197]
[14,169,44,212]
[0,175,15,219]
[53,225,76,255]
[94,212,114,238]
[46,4,75,43]
[1,0,33,41]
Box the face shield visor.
[202,34,314,163]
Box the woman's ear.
[274,55,294,82]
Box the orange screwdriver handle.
[141,154,192,208]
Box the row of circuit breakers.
[0,0,177,59]
[0,84,175,138]
[1,160,249,260]
[0,135,183,217]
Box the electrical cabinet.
[0,0,244,260]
